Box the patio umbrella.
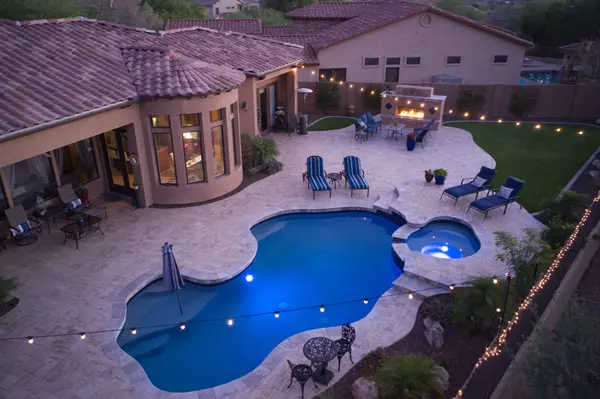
[162,242,185,315]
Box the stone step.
[393,274,450,299]
[373,187,399,213]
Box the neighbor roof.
[165,19,262,34]
[0,18,303,135]
[285,1,375,19]
[261,34,321,64]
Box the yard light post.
[499,273,512,331]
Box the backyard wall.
[297,82,600,122]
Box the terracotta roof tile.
[285,1,375,19]
[165,19,262,34]
[261,25,319,35]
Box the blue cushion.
[10,220,32,237]
[66,198,82,211]
[444,184,478,198]
[306,156,324,177]
[343,156,361,176]
[347,174,369,190]
[309,176,330,191]
[471,195,508,211]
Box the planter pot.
[406,139,416,151]
[76,219,84,226]
[80,193,89,202]
[425,174,434,183]
[435,175,446,185]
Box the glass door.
[100,129,135,197]
[258,88,268,132]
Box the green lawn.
[308,117,355,131]
[445,122,600,212]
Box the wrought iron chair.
[334,323,356,370]
[287,359,318,399]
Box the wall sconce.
[242,101,248,111]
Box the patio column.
[286,70,298,117]
[0,168,14,207]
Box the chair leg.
[504,203,509,215]
[440,191,445,200]
[484,211,489,221]
[288,375,293,389]
[367,188,369,197]
[349,347,354,363]
[312,377,318,389]
[338,355,342,371]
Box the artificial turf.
[308,117,355,131]
[444,122,600,212]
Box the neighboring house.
[268,1,532,85]
[559,41,600,84]
[241,0,261,11]
[0,18,301,212]
[165,18,262,34]
[193,0,244,18]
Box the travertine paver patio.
[0,125,541,399]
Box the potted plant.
[424,169,434,183]
[75,215,84,226]
[433,168,448,185]
[406,133,416,151]
[75,182,89,203]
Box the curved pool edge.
[103,203,421,398]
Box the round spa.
[405,220,480,259]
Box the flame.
[397,107,425,119]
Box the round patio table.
[303,337,338,385]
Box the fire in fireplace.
[396,106,425,119]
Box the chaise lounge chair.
[58,184,107,219]
[343,156,369,197]
[5,204,42,246]
[440,166,496,206]
[306,156,331,199]
[467,176,525,220]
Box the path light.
[274,311,280,318]
[493,278,498,284]
[480,115,486,120]
[320,305,325,313]
[27,337,34,344]
[535,124,541,129]
[578,130,584,135]
[363,298,369,304]
[556,127,561,132]
[245,274,254,282]
[516,122,521,126]
[79,332,86,340]
[180,323,186,330]
[131,328,137,335]
[498,119,503,123]
[227,318,234,326]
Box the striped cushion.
[346,174,369,190]
[306,156,324,177]
[343,156,361,176]
[10,220,32,237]
[309,176,330,191]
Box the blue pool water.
[520,71,559,84]
[405,221,480,259]
[117,211,403,392]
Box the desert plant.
[375,354,445,399]
[541,190,590,224]
[315,82,340,114]
[361,85,382,112]
[456,89,486,118]
[433,168,448,177]
[0,277,17,303]
[451,277,503,333]
[241,134,279,168]
[421,295,454,328]
[263,158,283,175]
[542,216,576,250]
[509,87,538,119]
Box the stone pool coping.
[102,205,416,399]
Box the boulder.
[587,170,600,182]
[351,377,377,399]
[423,317,444,349]
[431,365,450,392]
[591,159,600,169]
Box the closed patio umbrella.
[162,242,185,315]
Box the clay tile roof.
[165,18,262,34]
[261,34,321,64]
[121,47,246,99]
[261,25,319,35]
[285,1,375,19]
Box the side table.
[32,206,64,234]
[326,172,343,189]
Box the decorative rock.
[591,159,600,169]
[431,365,450,392]
[423,317,444,349]
[351,377,377,399]
[587,170,600,181]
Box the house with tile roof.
[193,0,245,18]
[280,0,532,85]
[0,17,302,211]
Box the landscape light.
[449,285,455,291]
[578,130,584,135]
[131,328,137,335]
[496,308,501,313]
[245,274,254,282]
[363,298,369,304]
[535,124,541,129]
[497,119,503,123]
[516,122,521,126]
[408,292,414,299]
[274,312,280,318]
[556,128,561,132]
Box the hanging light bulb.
[79,332,86,340]
[131,328,137,335]
[274,311,280,318]
[27,337,34,344]
[363,298,369,304]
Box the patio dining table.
[303,336,339,385]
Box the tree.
[221,7,288,26]
[436,0,485,21]
[87,0,163,29]
[452,277,506,333]
[509,87,538,119]
[315,83,340,114]
[361,85,382,113]
[145,0,205,21]
[0,0,86,20]
[263,0,316,13]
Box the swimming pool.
[117,211,403,392]
[520,71,559,84]
[405,220,480,259]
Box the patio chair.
[58,184,107,219]
[287,114,298,136]
[354,118,372,142]
[343,156,369,197]
[286,359,318,399]
[5,204,41,246]
[467,176,525,220]
[440,166,496,206]
[365,112,382,132]
[306,156,331,199]
[414,119,435,137]
[415,128,428,148]
[334,323,356,371]
[359,114,378,136]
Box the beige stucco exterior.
[202,0,243,18]
[299,12,527,85]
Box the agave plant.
[375,354,446,399]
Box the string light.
[131,328,137,335]
[179,323,186,330]
[227,318,234,326]
[370,90,375,95]
[434,106,439,111]
[311,71,315,75]
[27,337,34,344]
[464,112,469,117]
[339,81,344,85]
[301,65,304,69]
[349,84,353,88]
[448,109,453,114]
[449,285,455,291]
[329,77,334,82]
[291,67,297,72]
[363,298,369,304]
[320,305,325,312]
[420,103,425,107]
[274,311,280,319]
[394,97,398,101]
[79,332,86,340]
[320,74,324,79]
[407,100,411,104]
[360,87,364,92]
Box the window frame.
[385,57,401,66]
[492,55,508,64]
[180,113,201,128]
[445,55,462,66]
[405,56,421,67]
[230,103,241,167]
[181,130,207,184]
[211,125,227,178]
[153,132,178,186]
[363,57,380,68]
[384,67,400,83]
[318,68,347,82]
[54,138,100,186]
[150,115,171,128]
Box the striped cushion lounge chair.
[306,156,331,199]
[343,156,369,197]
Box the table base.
[312,368,334,385]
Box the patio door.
[100,128,135,197]
[258,88,268,132]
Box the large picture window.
[211,126,226,177]
[318,68,347,82]
[182,131,205,183]
[54,138,98,187]
[153,133,177,185]
[3,155,56,209]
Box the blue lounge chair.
[359,114,378,135]
[365,112,382,132]
[441,166,496,206]
[343,156,369,197]
[468,177,525,220]
[306,156,331,199]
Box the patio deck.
[0,125,541,399]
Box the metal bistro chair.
[334,323,356,370]
[287,359,318,399]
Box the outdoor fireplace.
[380,85,446,131]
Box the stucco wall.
[139,91,243,206]
[310,12,527,85]
[209,0,242,17]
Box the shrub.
[0,277,17,303]
[433,168,448,177]
[542,190,590,224]
[451,277,503,333]
[509,87,538,119]
[375,354,445,399]
[421,295,454,328]
[361,85,382,112]
[542,216,576,250]
[241,134,279,168]
[315,82,340,114]
[456,89,486,118]
[264,158,283,175]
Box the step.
[373,187,399,213]
[393,274,450,299]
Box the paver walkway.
[0,125,541,399]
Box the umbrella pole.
[176,290,183,315]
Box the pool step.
[373,187,399,214]
[393,274,450,299]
